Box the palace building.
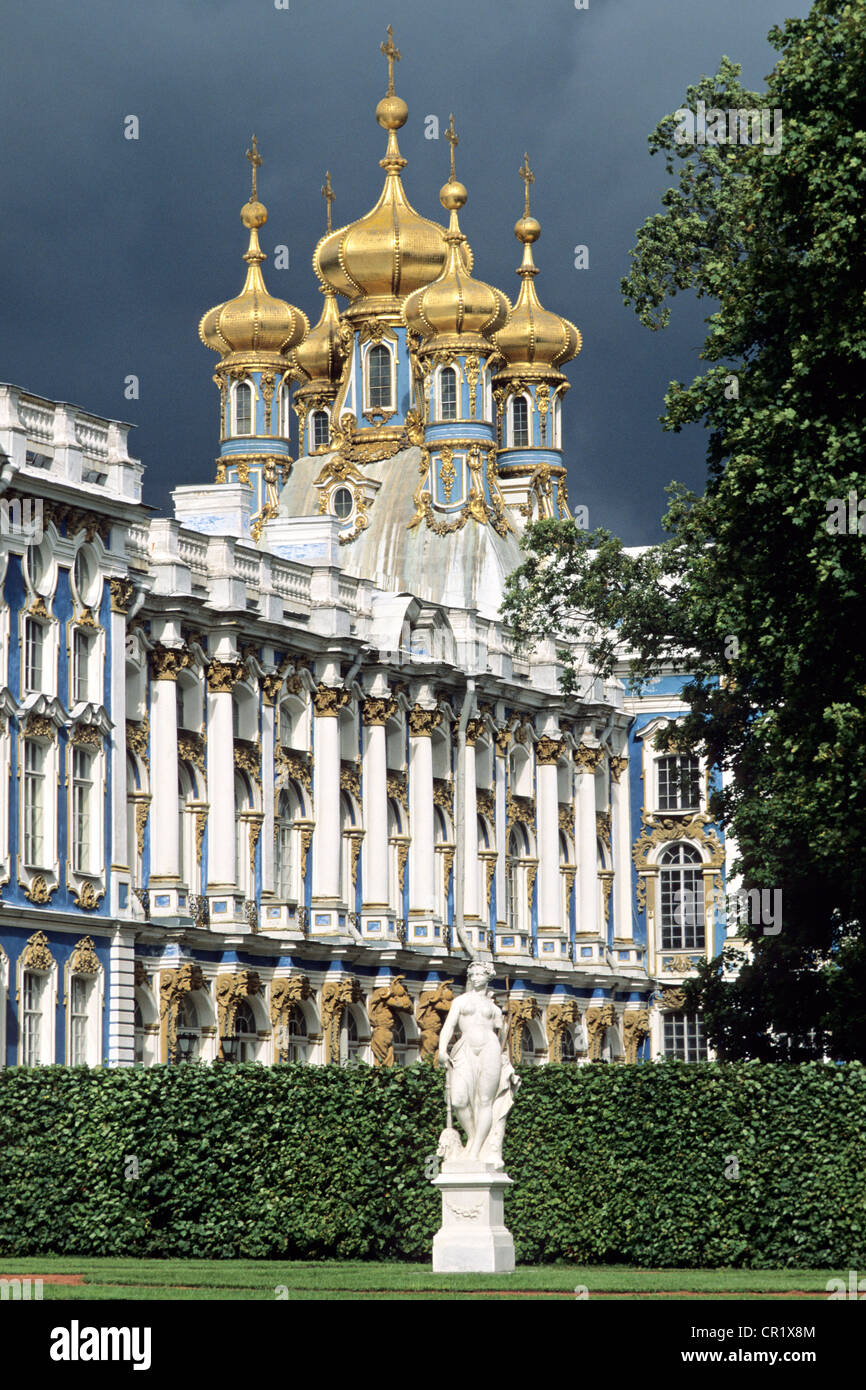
[0,30,733,1073]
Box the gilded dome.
[313,62,471,320]
[199,140,308,366]
[493,157,581,380]
[403,124,509,350]
[294,285,348,390]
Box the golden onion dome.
[313,28,471,321]
[493,155,581,379]
[199,136,309,365]
[403,117,510,349]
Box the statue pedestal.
[432,1163,515,1273]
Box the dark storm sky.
[0,0,808,543]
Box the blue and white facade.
[0,46,735,1073]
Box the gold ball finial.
[376,94,408,130]
[242,135,267,227]
[515,152,539,242]
[440,113,467,211]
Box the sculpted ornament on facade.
[408,705,442,738]
[660,987,687,1012]
[609,755,628,784]
[215,970,262,1051]
[271,974,313,1061]
[368,975,413,1066]
[178,731,206,773]
[234,740,262,787]
[322,976,363,1063]
[160,963,205,1064]
[24,713,56,741]
[535,735,563,766]
[546,1000,581,1062]
[73,880,102,911]
[386,770,408,809]
[312,684,351,718]
[584,1003,616,1061]
[21,930,54,972]
[126,716,150,766]
[277,747,312,792]
[24,875,55,905]
[149,643,192,683]
[362,697,397,726]
[622,1009,651,1064]
[206,658,246,694]
[416,981,455,1063]
[506,995,540,1066]
[108,577,135,615]
[632,814,725,873]
[574,743,603,774]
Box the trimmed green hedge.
[1,1061,863,1266]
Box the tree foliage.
[502,0,866,1059]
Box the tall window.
[392,1013,408,1066]
[511,396,529,447]
[521,1028,537,1065]
[72,629,93,704]
[279,385,292,439]
[657,754,700,812]
[367,345,392,411]
[275,790,294,900]
[233,1000,257,1062]
[69,975,89,1065]
[506,829,522,932]
[312,410,330,449]
[235,774,252,896]
[235,382,253,435]
[663,1012,707,1062]
[23,740,46,866]
[21,971,44,1065]
[342,1010,363,1065]
[284,1003,308,1062]
[659,843,705,950]
[440,367,458,420]
[24,618,43,694]
[72,747,95,875]
[559,1028,576,1063]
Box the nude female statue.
[437,961,520,1168]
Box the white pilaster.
[611,742,633,940]
[108,927,136,1067]
[206,670,236,891]
[149,660,180,882]
[409,707,437,916]
[362,704,389,907]
[463,739,479,919]
[576,742,600,936]
[536,745,562,931]
[312,691,342,904]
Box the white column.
[494,736,507,926]
[611,743,633,940]
[409,706,437,916]
[536,739,562,930]
[463,737,479,920]
[312,686,343,904]
[575,743,600,936]
[261,692,276,894]
[148,648,180,882]
[108,591,129,875]
[206,660,237,891]
[362,700,390,908]
[107,926,136,1066]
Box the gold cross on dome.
[519,152,534,217]
[322,170,335,232]
[381,24,401,96]
[446,113,459,180]
[246,134,262,201]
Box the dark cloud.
[0,0,808,542]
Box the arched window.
[339,793,355,905]
[659,843,705,950]
[559,1027,576,1063]
[521,1026,537,1065]
[367,344,392,411]
[275,789,294,901]
[434,807,450,925]
[311,410,330,449]
[342,1009,364,1066]
[506,828,523,932]
[439,367,458,420]
[235,773,254,897]
[657,754,700,812]
[233,1000,257,1062]
[178,765,196,888]
[510,396,529,447]
[175,993,200,1064]
[284,1003,308,1063]
[234,381,253,436]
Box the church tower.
[493,157,582,525]
[199,137,309,537]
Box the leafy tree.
[502,0,866,1060]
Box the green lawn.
[0,1259,844,1300]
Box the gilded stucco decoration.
[322,976,363,1063]
[584,1003,616,1061]
[271,974,313,1061]
[408,705,442,738]
[24,875,55,905]
[416,982,454,1063]
[312,684,351,718]
[368,975,413,1066]
[506,995,540,1065]
[215,970,262,1054]
[108,578,135,615]
[631,814,725,874]
[21,930,54,972]
[206,658,246,694]
[622,1009,650,1064]
[546,999,581,1062]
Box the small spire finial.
[246,134,262,202]
[445,113,459,181]
[322,170,335,233]
[519,152,534,217]
[381,24,401,95]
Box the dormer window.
[234,382,253,436]
[511,396,529,447]
[657,754,700,813]
[367,344,392,411]
[440,367,458,420]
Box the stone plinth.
[432,1163,515,1273]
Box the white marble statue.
[437,961,520,1169]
